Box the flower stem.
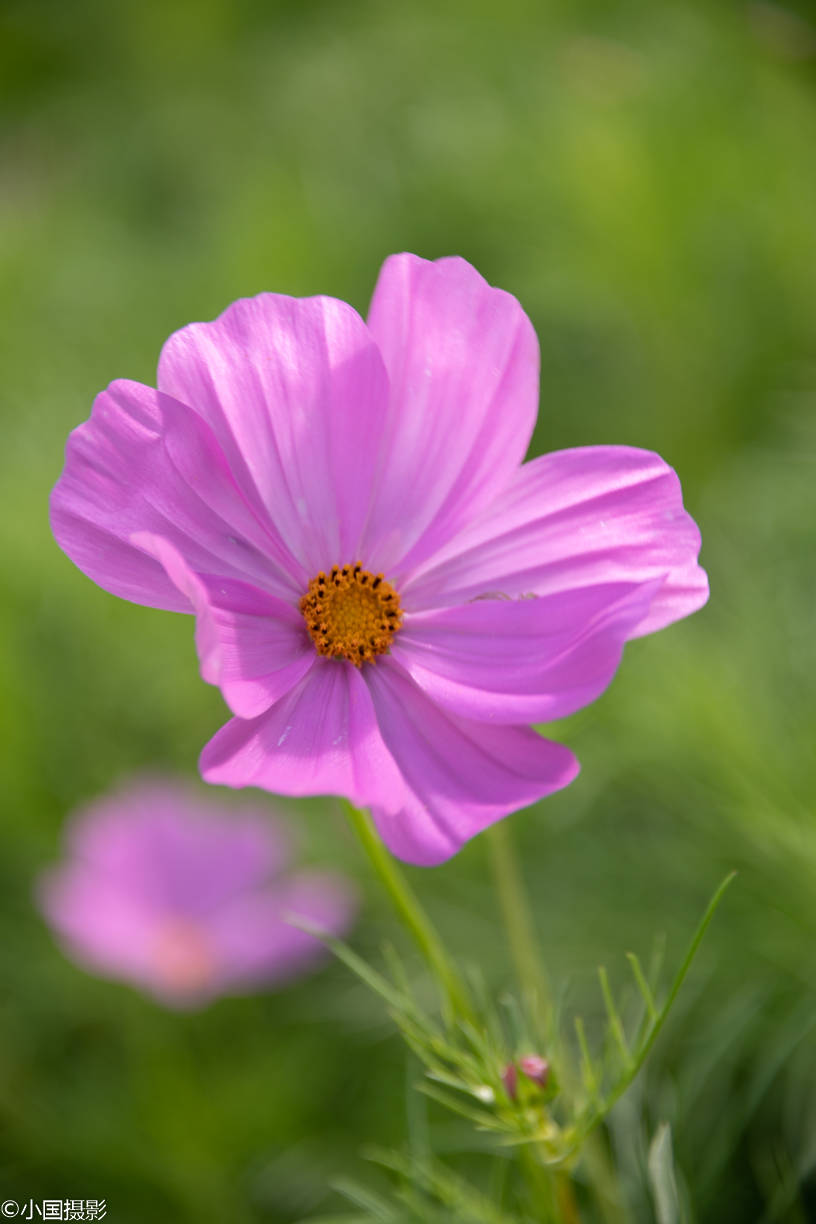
[488,822,589,1218]
[342,802,474,1023]
[486,820,549,1008]
[556,1172,584,1224]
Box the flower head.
[37,780,356,1008]
[51,254,708,865]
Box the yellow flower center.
[299,562,403,666]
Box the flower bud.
[519,1054,549,1088]
[501,1062,518,1101]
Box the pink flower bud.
[519,1055,549,1088]
[501,1062,518,1101]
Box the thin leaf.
[578,871,737,1137]
[288,920,408,1012]
[366,1149,517,1224]
[418,1082,500,1129]
[574,1016,600,1102]
[626,951,658,1023]
[598,965,630,1061]
[333,1178,399,1221]
[405,1053,431,1163]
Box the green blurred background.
[2,0,816,1219]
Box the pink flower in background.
[37,780,356,1008]
[50,254,707,865]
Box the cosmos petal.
[37,865,162,985]
[207,871,357,989]
[364,661,579,865]
[199,662,403,804]
[404,446,708,637]
[65,781,291,907]
[50,379,299,611]
[158,293,391,574]
[361,254,539,575]
[393,580,662,723]
[134,533,314,718]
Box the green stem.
[343,802,473,1023]
[488,823,602,1220]
[486,823,567,1215]
[518,1145,559,1221]
[486,820,549,1009]
[556,1172,584,1224]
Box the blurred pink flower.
[37,780,356,1008]
[50,254,707,865]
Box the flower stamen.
[300,563,403,666]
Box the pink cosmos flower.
[50,254,707,866]
[37,780,356,1008]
